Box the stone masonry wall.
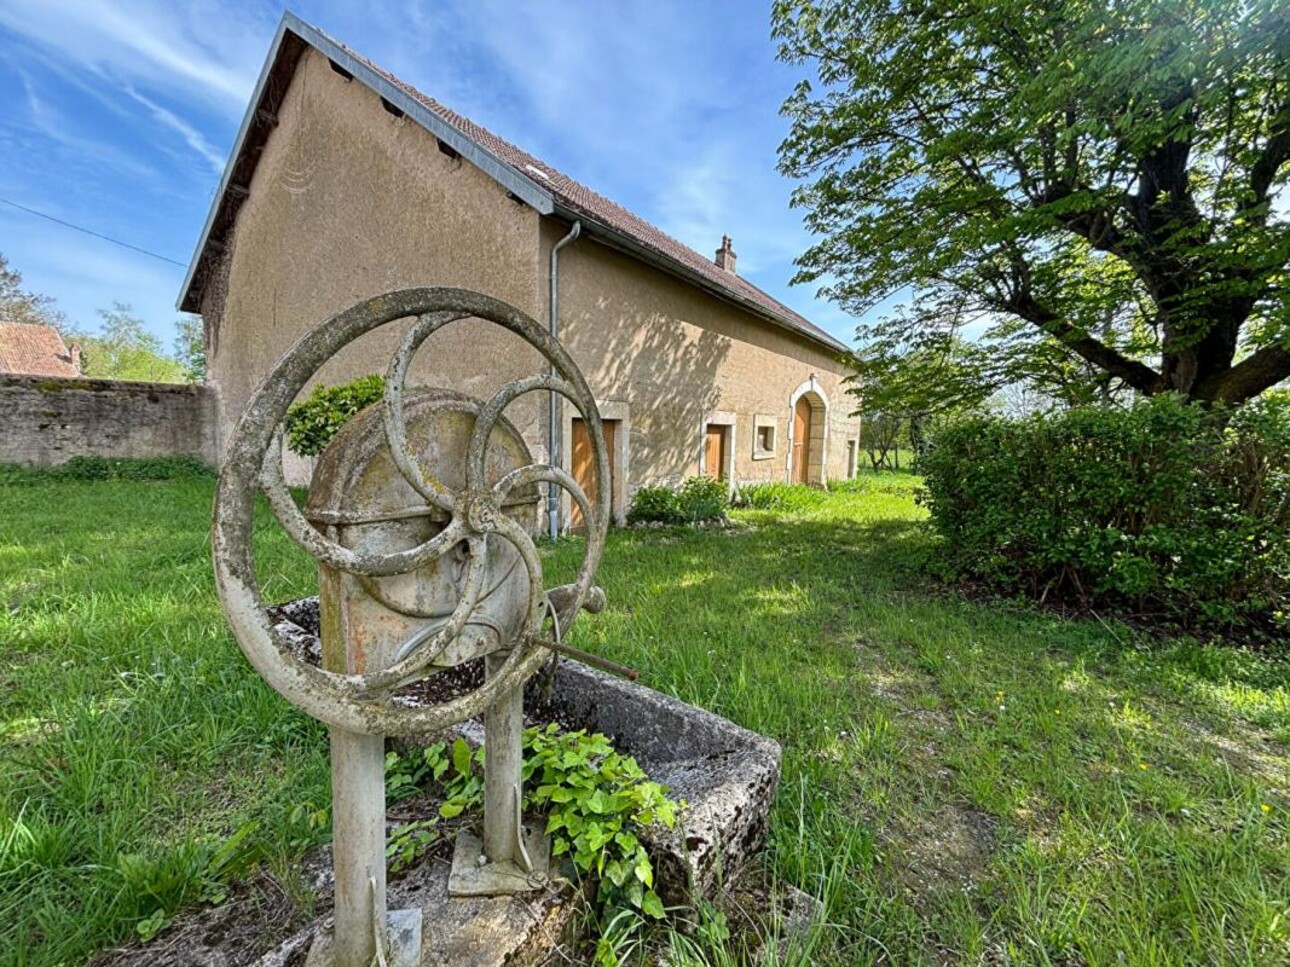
[0,375,216,466]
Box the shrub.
[627,476,728,525]
[919,394,1290,637]
[284,374,385,457]
[626,485,683,524]
[0,456,213,485]
[677,475,728,522]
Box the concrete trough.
[270,598,782,905]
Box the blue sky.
[0,0,862,348]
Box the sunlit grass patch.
[0,473,1286,964]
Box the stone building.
[180,13,859,524]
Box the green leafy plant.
[0,456,213,485]
[385,727,678,919]
[628,477,728,525]
[284,374,385,457]
[676,476,728,523]
[731,481,827,511]
[919,394,1290,636]
[627,486,683,524]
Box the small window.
[752,416,777,459]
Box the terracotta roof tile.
[0,322,80,378]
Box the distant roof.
[179,12,848,355]
[0,321,79,378]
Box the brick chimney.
[68,342,81,373]
[714,235,737,274]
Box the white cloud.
[0,0,867,346]
[123,87,225,174]
[3,68,161,184]
[0,0,268,114]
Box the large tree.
[79,304,186,383]
[775,0,1290,404]
[173,314,206,382]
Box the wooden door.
[570,418,616,529]
[792,397,812,485]
[703,425,727,480]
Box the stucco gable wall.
[204,47,545,471]
[543,221,859,492]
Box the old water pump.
[211,289,610,966]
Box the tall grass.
[1,478,1287,964]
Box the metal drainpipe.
[549,220,582,541]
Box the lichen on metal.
[210,287,610,966]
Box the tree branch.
[1006,292,1162,395]
[1201,344,1290,404]
[1249,93,1290,214]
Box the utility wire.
[0,195,186,267]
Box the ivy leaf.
[634,855,653,887]
[641,890,665,919]
[452,738,472,779]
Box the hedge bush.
[626,476,729,524]
[284,374,385,457]
[919,394,1290,637]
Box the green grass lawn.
[1,474,1287,965]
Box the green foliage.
[77,303,186,383]
[385,726,677,921]
[3,478,1288,963]
[676,476,728,523]
[172,315,205,382]
[775,0,1290,403]
[731,481,828,511]
[0,456,213,485]
[626,486,683,524]
[284,374,386,457]
[0,251,65,330]
[919,394,1290,636]
[627,476,729,525]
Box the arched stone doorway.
[788,377,829,486]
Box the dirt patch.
[1183,718,1289,790]
[90,860,323,967]
[853,636,952,732]
[851,638,996,903]
[888,804,997,897]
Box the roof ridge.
[308,20,845,354]
[180,13,848,354]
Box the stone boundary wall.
[0,374,217,467]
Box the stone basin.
[269,598,782,904]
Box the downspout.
[548,220,582,541]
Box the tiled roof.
[180,14,849,356]
[0,322,79,378]
[342,41,846,353]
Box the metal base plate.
[448,825,552,896]
[304,908,422,967]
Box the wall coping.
[0,374,209,396]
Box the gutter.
[548,220,582,541]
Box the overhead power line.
[0,195,186,268]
